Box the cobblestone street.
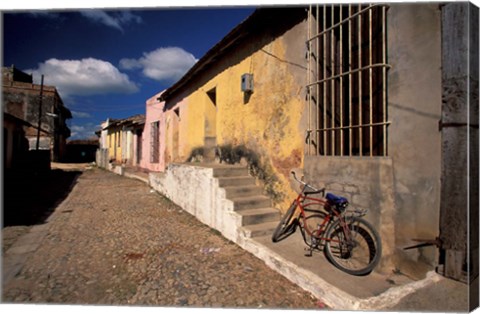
[2,167,320,308]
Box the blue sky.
[2,6,255,139]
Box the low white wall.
[107,163,124,175]
[95,148,109,169]
[149,163,244,244]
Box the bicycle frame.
[293,185,352,248]
[273,172,382,275]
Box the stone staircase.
[212,166,280,239]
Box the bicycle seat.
[326,193,349,207]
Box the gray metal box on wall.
[241,73,253,93]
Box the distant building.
[65,139,99,163]
[3,112,30,169]
[2,65,72,162]
[95,118,113,168]
[97,114,145,165]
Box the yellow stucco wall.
[172,30,307,210]
[165,109,182,164]
[108,132,114,159]
[178,94,208,158]
[107,129,122,162]
[116,131,122,162]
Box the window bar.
[339,5,344,156]
[348,4,353,156]
[308,4,377,42]
[358,4,363,157]
[323,5,327,156]
[315,120,391,132]
[330,4,335,155]
[306,63,391,87]
[307,5,311,155]
[382,6,387,156]
[369,6,373,156]
[316,5,320,155]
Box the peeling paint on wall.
[162,10,308,210]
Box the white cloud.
[27,58,139,97]
[119,58,142,70]
[70,123,100,139]
[120,47,197,82]
[79,10,142,32]
[71,111,92,118]
[71,125,86,133]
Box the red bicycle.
[272,172,382,276]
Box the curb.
[242,237,443,310]
[358,271,443,310]
[242,237,357,309]
[124,171,149,184]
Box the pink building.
[140,90,188,172]
[140,91,166,172]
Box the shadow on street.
[3,169,81,227]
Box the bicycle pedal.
[304,248,313,257]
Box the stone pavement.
[2,167,321,308]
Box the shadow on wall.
[3,169,81,227]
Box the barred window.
[150,121,160,163]
[306,4,390,157]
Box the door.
[204,88,217,161]
[136,129,142,165]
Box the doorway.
[204,88,217,161]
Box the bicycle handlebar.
[291,171,325,196]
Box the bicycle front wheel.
[324,217,382,276]
[271,201,297,243]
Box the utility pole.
[35,75,44,150]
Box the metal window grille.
[150,121,160,163]
[306,4,390,157]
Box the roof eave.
[159,8,263,102]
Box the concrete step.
[213,167,249,178]
[218,176,256,187]
[232,195,271,211]
[224,185,263,198]
[238,207,280,226]
[240,221,279,238]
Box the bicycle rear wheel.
[271,201,298,243]
[324,217,381,276]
